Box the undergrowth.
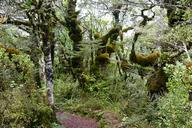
[54,65,155,127]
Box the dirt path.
[56,111,123,128]
[56,112,99,128]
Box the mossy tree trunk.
[39,3,56,108]
[9,0,57,108]
[2,0,59,124]
[112,4,123,76]
[65,0,85,87]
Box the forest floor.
[56,111,123,128]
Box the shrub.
[154,62,192,128]
[0,48,54,127]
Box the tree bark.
[38,1,56,108]
[43,44,54,107]
[65,0,85,87]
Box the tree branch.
[6,17,31,26]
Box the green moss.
[94,32,102,39]
[130,51,160,67]
[6,48,20,55]
[96,53,110,64]
[106,43,115,53]
[146,69,168,95]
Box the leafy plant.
[0,48,54,127]
[154,62,192,128]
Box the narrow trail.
[56,112,99,128]
[56,111,123,128]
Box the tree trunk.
[39,0,56,107]
[43,43,54,107]
[65,0,85,87]
[112,4,124,76]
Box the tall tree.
[65,0,85,87]
[1,0,57,108]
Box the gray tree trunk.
[43,44,54,107]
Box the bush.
[154,62,192,128]
[0,48,54,127]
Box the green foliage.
[51,122,64,128]
[161,25,192,45]
[0,88,54,128]
[0,48,34,89]
[120,75,156,128]
[0,49,54,127]
[183,8,192,21]
[20,0,33,10]
[153,62,192,128]
[0,26,30,48]
[2,0,190,128]
[179,0,192,5]
[54,64,153,127]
